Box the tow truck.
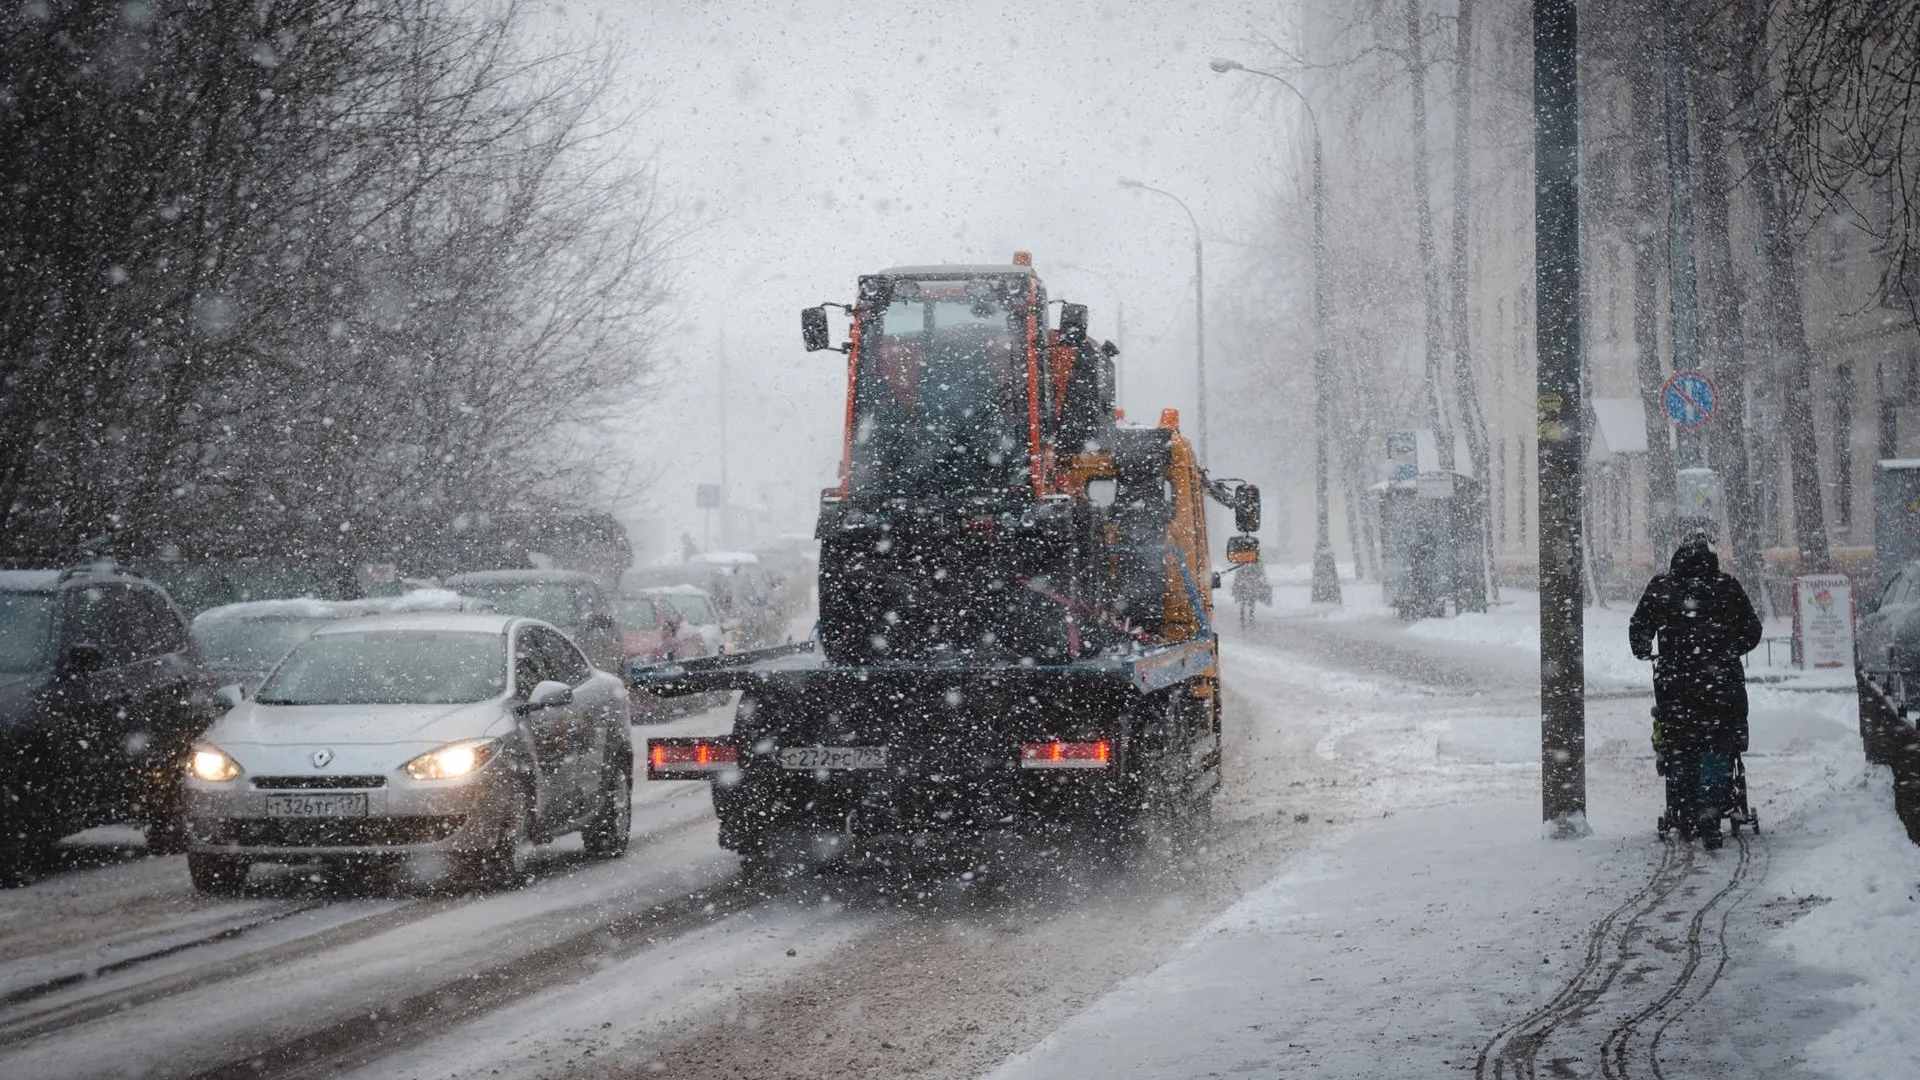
[636,253,1260,872]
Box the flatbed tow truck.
[635,253,1260,872]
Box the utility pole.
[1535,0,1588,838]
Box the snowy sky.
[552,0,1298,548]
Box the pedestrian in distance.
[1231,556,1271,629]
[1627,532,1763,848]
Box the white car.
[183,612,632,894]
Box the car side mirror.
[215,683,246,712]
[60,642,107,678]
[802,306,832,352]
[1226,535,1260,564]
[1059,303,1089,347]
[517,679,574,714]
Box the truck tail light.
[647,737,740,781]
[1019,741,1112,769]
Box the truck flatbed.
[630,635,1218,697]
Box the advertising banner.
[1793,573,1856,670]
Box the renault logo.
[311,749,334,769]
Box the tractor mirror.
[1226,535,1260,564]
[1234,484,1261,534]
[1059,303,1090,347]
[801,306,832,352]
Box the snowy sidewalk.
[986,632,1915,1079]
[990,776,1917,1080]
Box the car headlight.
[189,744,243,783]
[403,738,500,781]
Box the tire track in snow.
[0,795,715,1048]
[1608,832,1764,1080]
[1475,831,1765,1080]
[180,874,766,1080]
[1473,841,1692,1080]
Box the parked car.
[612,591,709,666]
[191,590,492,694]
[616,587,731,717]
[0,562,216,884]
[1858,561,1920,705]
[440,570,622,674]
[627,555,786,650]
[646,585,729,656]
[182,612,632,894]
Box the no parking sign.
[1661,371,1718,428]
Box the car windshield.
[613,598,659,629]
[254,630,505,705]
[0,592,54,672]
[192,617,327,673]
[664,595,717,624]
[457,582,582,627]
[849,277,1031,498]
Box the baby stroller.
[1652,705,1758,847]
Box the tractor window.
[849,280,1030,497]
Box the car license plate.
[264,793,368,818]
[779,746,889,771]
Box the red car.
[614,592,709,666]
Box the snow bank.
[1765,768,1920,1079]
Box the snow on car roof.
[639,584,712,598]
[310,611,518,635]
[0,569,63,591]
[690,551,760,566]
[444,569,599,584]
[874,264,1034,277]
[193,589,491,625]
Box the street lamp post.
[1210,58,1341,604]
[1054,262,1126,405]
[1117,179,1207,463]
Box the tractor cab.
[802,253,1117,510]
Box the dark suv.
[0,563,214,885]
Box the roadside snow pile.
[1402,590,1644,688]
[1765,767,1920,1079]
[1402,589,1849,690]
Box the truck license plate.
[779,746,889,771]
[264,793,368,818]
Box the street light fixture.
[1116,178,1208,463]
[1211,57,1342,605]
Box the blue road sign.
[1661,370,1718,428]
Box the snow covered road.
[0,601,1899,1080]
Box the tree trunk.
[1405,0,1455,468]
[1738,0,1831,573]
[1695,66,1768,609]
[1448,0,1497,600]
[1627,7,1680,560]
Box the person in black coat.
[1628,535,1763,844]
